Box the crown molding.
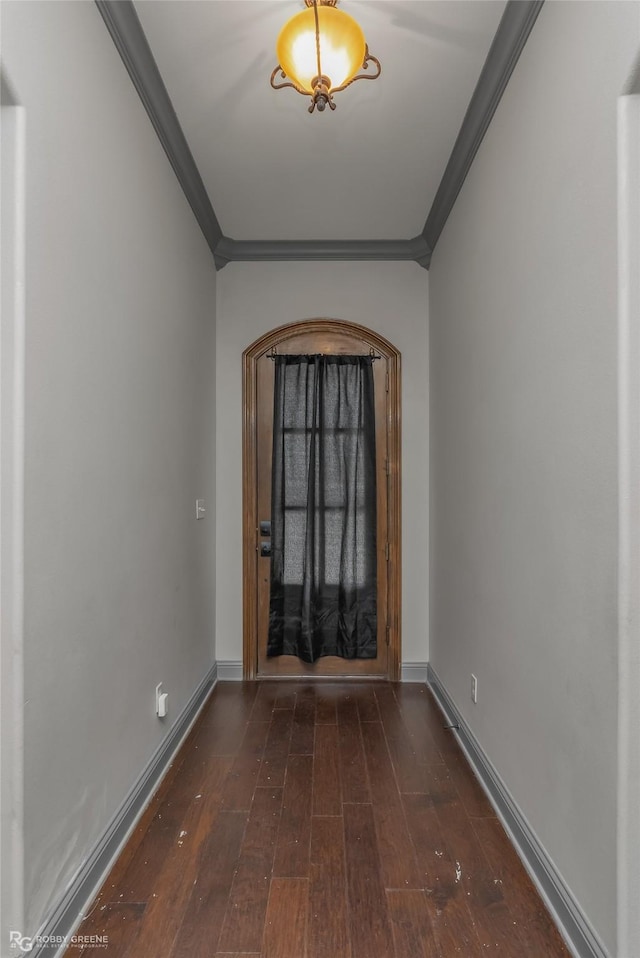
[422,0,544,257]
[95,0,224,259]
[214,235,430,270]
[96,0,542,271]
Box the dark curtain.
[268,354,377,663]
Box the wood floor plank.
[415,762,457,804]
[111,756,233,958]
[376,684,446,792]
[422,899,485,958]
[170,810,247,957]
[198,681,259,726]
[391,683,446,765]
[417,689,495,818]
[374,685,425,791]
[471,816,571,956]
[387,890,436,958]
[343,803,396,958]
[337,697,371,804]
[191,716,250,758]
[400,682,493,817]
[94,749,222,909]
[221,721,270,811]
[217,786,284,954]
[78,702,223,918]
[250,681,283,721]
[359,719,399,806]
[402,780,464,896]
[372,802,424,891]
[273,684,298,709]
[263,878,308,958]
[82,752,188,905]
[257,708,293,787]
[217,878,269,951]
[433,789,516,952]
[308,816,350,958]
[191,717,249,759]
[273,754,313,878]
[314,686,338,725]
[191,682,259,755]
[393,687,494,821]
[446,749,496,818]
[312,724,341,816]
[86,803,181,910]
[290,686,316,755]
[402,791,485,958]
[336,692,358,727]
[360,720,422,888]
[76,902,145,958]
[353,685,380,722]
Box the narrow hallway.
[70,682,570,957]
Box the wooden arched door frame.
[242,318,401,680]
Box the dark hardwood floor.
[70,681,570,958]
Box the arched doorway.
[242,319,401,680]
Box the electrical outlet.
[471,674,478,704]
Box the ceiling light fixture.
[270,0,381,114]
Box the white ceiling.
[134,0,507,241]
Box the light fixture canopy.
[270,0,381,114]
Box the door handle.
[260,520,271,536]
[260,540,271,557]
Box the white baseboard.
[217,660,243,680]
[32,662,218,958]
[401,661,429,682]
[218,661,428,682]
[427,664,609,958]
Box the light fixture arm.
[329,46,382,96]
[269,68,308,98]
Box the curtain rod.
[267,347,381,360]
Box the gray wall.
[215,260,429,668]
[618,76,640,958]
[1,1,217,935]
[428,2,640,954]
